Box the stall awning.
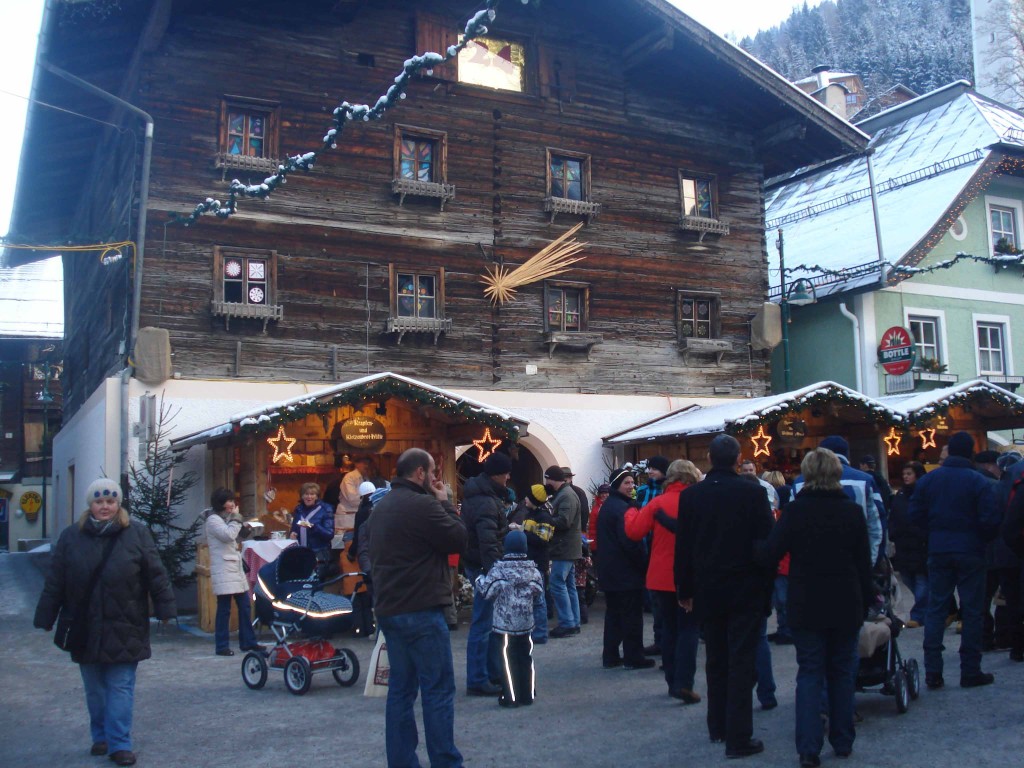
[170,372,529,452]
[878,379,1024,429]
[603,381,904,446]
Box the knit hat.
[819,435,850,458]
[358,481,377,497]
[504,529,527,556]
[609,467,632,490]
[85,478,121,505]
[647,456,670,474]
[482,452,513,476]
[859,455,876,468]
[597,483,611,494]
[543,465,566,482]
[528,484,548,505]
[947,431,974,459]
[974,450,1000,465]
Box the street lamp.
[36,367,55,541]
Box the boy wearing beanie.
[474,530,544,707]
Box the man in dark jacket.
[676,434,774,759]
[910,431,1000,689]
[461,451,513,696]
[367,448,467,768]
[546,465,582,638]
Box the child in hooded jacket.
[474,530,544,707]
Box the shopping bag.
[363,630,389,697]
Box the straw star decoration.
[482,222,587,305]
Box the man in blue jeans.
[367,448,468,768]
[544,466,582,638]
[911,431,1001,689]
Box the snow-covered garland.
[175,0,526,227]
[903,385,1024,429]
[782,250,1024,280]
[723,386,904,437]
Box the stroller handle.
[311,570,368,592]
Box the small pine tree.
[128,397,201,589]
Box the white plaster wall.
[1,480,56,549]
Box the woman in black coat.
[759,449,874,768]
[596,468,653,669]
[888,461,928,627]
[34,478,176,767]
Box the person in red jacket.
[624,459,703,703]
[588,484,611,558]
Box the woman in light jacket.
[205,487,260,656]
[34,478,176,767]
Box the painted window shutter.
[416,12,459,81]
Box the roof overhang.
[170,372,530,452]
[878,379,1024,430]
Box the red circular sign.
[878,326,916,376]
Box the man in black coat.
[676,434,774,759]
[461,451,513,696]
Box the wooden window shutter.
[416,11,459,81]
[538,45,576,101]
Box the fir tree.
[128,398,201,589]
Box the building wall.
[771,301,857,391]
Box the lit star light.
[267,426,297,463]
[918,428,937,449]
[884,428,902,456]
[750,426,772,458]
[472,428,503,462]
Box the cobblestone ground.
[2,551,1021,768]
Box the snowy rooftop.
[0,256,63,339]
[765,84,1024,298]
[171,371,529,451]
[878,379,1024,416]
[604,381,901,444]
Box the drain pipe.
[42,62,154,486]
[839,303,864,392]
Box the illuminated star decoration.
[884,427,902,456]
[750,426,772,458]
[473,428,503,463]
[918,428,937,449]
[267,426,297,464]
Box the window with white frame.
[908,315,940,363]
[986,195,1023,253]
[976,321,1007,375]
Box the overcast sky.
[0,0,822,239]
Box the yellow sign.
[20,491,42,522]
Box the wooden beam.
[623,25,674,70]
[756,120,807,150]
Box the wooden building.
[8,0,867,530]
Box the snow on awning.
[170,372,529,452]
[603,381,903,445]
[878,379,1024,428]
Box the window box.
[391,178,456,210]
[212,247,281,333]
[679,337,731,366]
[210,301,284,333]
[911,370,958,384]
[214,153,283,180]
[981,374,1023,392]
[679,215,730,239]
[386,315,453,345]
[544,196,600,224]
[544,331,603,360]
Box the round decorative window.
[949,215,968,241]
[248,286,265,304]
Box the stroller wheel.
[241,651,268,690]
[894,669,909,713]
[331,648,361,687]
[284,656,313,695]
[906,658,921,700]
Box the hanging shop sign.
[339,416,387,452]
[776,415,806,438]
[20,491,42,523]
[878,326,916,376]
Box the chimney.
[812,64,832,90]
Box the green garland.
[723,385,904,436]
[176,0,517,226]
[781,251,1024,280]
[903,386,1024,428]
[236,377,521,443]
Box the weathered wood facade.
[10,0,866,421]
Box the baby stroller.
[855,555,921,713]
[243,545,362,695]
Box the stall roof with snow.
[878,379,1024,430]
[604,381,903,445]
[170,372,529,451]
[765,81,1024,299]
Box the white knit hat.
[85,478,121,505]
[358,481,377,497]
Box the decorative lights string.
[1,240,135,266]
[724,385,904,438]
[781,250,1024,281]
[175,0,525,227]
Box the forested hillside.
[741,0,973,100]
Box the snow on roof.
[604,381,901,444]
[765,88,1024,298]
[878,379,1024,418]
[0,255,63,339]
[170,372,529,451]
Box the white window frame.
[972,313,1014,376]
[903,307,948,366]
[984,195,1024,253]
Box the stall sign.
[878,326,916,376]
[340,416,387,451]
[776,415,806,438]
[20,491,42,523]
